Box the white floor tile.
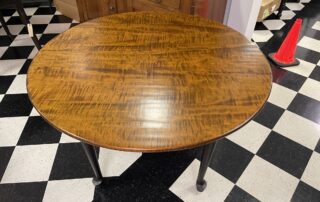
[12,8,38,16]
[12,11,18,16]
[280,10,296,20]
[286,3,305,11]
[6,75,27,94]
[170,160,234,202]
[227,121,271,154]
[24,7,38,16]
[43,178,94,202]
[273,111,320,150]
[55,10,62,15]
[298,36,320,53]
[0,94,3,103]
[275,10,296,20]
[252,30,273,42]
[10,34,42,47]
[0,59,26,76]
[0,47,7,58]
[312,21,320,31]
[0,117,28,147]
[3,16,10,22]
[30,108,40,116]
[28,47,39,59]
[301,152,320,190]
[299,78,320,101]
[59,133,80,143]
[300,0,311,3]
[99,148,141,177]
[268,83,297,109]
[283,59,316,77]
[263,20,285,30]
[44,23,71,34]
[1,144,58,183]
[30,15,53,24]
[0,25,24,36]
[236,156,299,202]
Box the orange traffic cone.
[268,18,302,67]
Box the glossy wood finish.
[27,12,272,152]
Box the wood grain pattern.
[27,12,272,152]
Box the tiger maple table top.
[27,12,272,152]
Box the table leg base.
[196,180,207,192]
[196,142,216,192]
[81,142,103,187]
[92,177,103,186]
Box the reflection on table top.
[27,12,272,152]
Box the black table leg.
[277,0,287,18]
[81,142,103,186]
[0,11,14,40]
[15,2,41,50]
[48,0,54,11]
[196,142,216,192]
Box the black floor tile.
[225,186,259,202]
[271,65,288,83]
[0,9,15,16]
[6,16,30,25]
[0,36,14,47]
[291,181,320,202]
[0,94,33,117]
[309,66,320,82]
[50,15,73,23]
[304,29,320,41]
[259,39,283,56]
[93,163,183,202]
[257,131,313,178]
[254,102,285,129]
[1,46,33,59]
[18,59,32,74]
[255,22,268,30]
[288,93,320,124]
[270,29,287,40]
[255,42,268,50]
[0,147,15,181]
[265,13,279,20]
[49,143,94,180]
[70,23,79,28]
[295,46,320,64]
[136,149,197,187]
[39,34,58,45]
[34,7,56,15]
[273,70,306,91]
[17,116,61,145]
[0,76,15,94]
[201,139,254,183]
[20,24,48,35]
[0,181,47,202]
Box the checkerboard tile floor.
[0,1,320,201]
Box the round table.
[27,12,272,192]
